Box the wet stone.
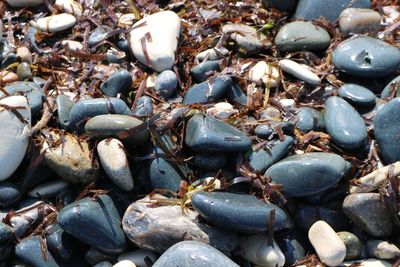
[337,231,362,260]
[275,230,307,266]
[295,107,325,133]
[192,191,287,232]
[380,75,400,99]
[15,235,59,267]
[0,183,22,208]
[100,69,132,97]
[338,84,376,107]
[339,8,381,36]
[0,222,12,243]
[46,223,75,260]
[155,70,177,99]
[193,153,227,170]
[148,158,184,191]
[226,81,247,105]
[56,94,74,128]
[190,60,220,82]
[183,75,232,104]
[133,96,153,117]
[1,52,17,68]
[265,152,347,197]
[58,194,126,254]
[238,236,285,267]
[262,0,297,12]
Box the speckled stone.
[183,75,232,104]
[100,70,132,97]
[337,231,362,260]
[338,84,376,107]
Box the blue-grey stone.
[374,97,400,164]
[255,121,295,139]
[149,158,185,191]
[46,223,75,260]
[380,75,400,99]
[155,70,177,98]
[85,114,149,146]
[249,136,294,173]
[85,247,117,266]
[2,82,44,116]
[133,96,153,117]
[33,77,47,88]
[193,153,227,170]
[58,194,126,254]
[263,0,297,11]
[338,84,376,107]
[100,70,132,97]
[0,222,12,244]
[275,21,331,52]
[117,39,130,52]
[185,114,251,152]
[192,192,287,233]
[276,230,307,266]
[183,75,232,104]
[1,52,17,68]
[0,183,21,208]
[332,36,400,78]
[265,152,347,197]
[296,107,325,133]
[68,97,132,134]
[106,50,126,64]
[88,27,112,47]
[227,82,247,105]
[190,60,220,82]
[15,235,59,267]
[0,39,12,63]
[56,94,74,128]
[153,241,239,267]
[324,96,367,149]
[294,0,371,22]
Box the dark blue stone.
[276,230,308,266]
[190,60,221,82]
[0,183,21,208]
[263,0,297,11]
[339,84,376,107]
[227,82,247,105]
[296,107,325,132]
[0,222,12,244]
[133,96,153,117]
[193,153,227,170]
[332,36,400,78]
[57,194,126,254]
[380,75,400,99]
[117,39,130,52]
[254,124,274,139]
[56,95,74,129]
[1,52,17,68]
[155,70,178,98]
[68,98,132,134]
[183,75,232,104]
[46,223,76,260]
[265,152,347,197]
[88,27,112,47]
[15,235,59,267]
[185,114,251,152]
[2,82,45,116]
[294,0,371,22]
[85,247,117,265]
[324,96,367,149]
[374,97,400,164]
[100,70,132,97]
[149,158,185,191]
[192,192,287,233]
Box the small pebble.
[337,231,362,260]
[279,59,320,85]
[36,13,77,33]
[366,240,400,259]
[155,70,177,98]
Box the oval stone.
[36,13,77,33]
[324,96,367,149]
[155,70,177,98]
[265,152,347,197]
[296,107,325,132]
[339,8,381,36]
[338,84,376,107]
[2,81,44,116]
[332,36,400,78]
[191,192,287,232]
[190,60,220,82]
[183,75,232,104]
[374,98,400,163]
[100,70,132,97]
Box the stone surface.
[195,47,229,62]
[338,84,376,107]
[148,157,183,191]
[295,107,325,132]
[155,70,177,98]
[0,222,12,243]
[238,236,285,267]
[340,259,392,267]
[58,195,126,254]
[17,62,32,80]
[191,60,220,82]
[206,102,238,120]
[337,231,362,260]
[339,8,381,36]
[265,152,347,197]
[275,230,307,266]
[36,13,77,32]
[308,221,346,266]
[262,0,297,12]
[100,70,132,97]
[324,96,367,149]
[248,61,280,87]
[0,183,21,207]
[183,75,232,104]
[342,193,393,237]
[332,36,400,78]
[129,11,181,72]
[133,96,153,117]
[118,249,158,267]
[56,94,74,128]
[279,59,320,85]
[366,240,400,259]
[275,21,331,52]
[28,179,69,197]
[46,223,75,260]
[2,81,44,115]
[55,0,83,17]
[0,96,31,181]
[380,75,400,99]
[374,98,400,164]
[15,235,59,267]
[192,192,287,232]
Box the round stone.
[155,70,177,98]
[337,231,362,260]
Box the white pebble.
[279,98,295,108]
[113,260,136,267]
[248,61,280,87]
[118,13,137,28]
[118,249,158,267]
[7,0,44,7]
[279,59,321,85]
[206,102,238,119]
[36,13,77,33]
[61,40,83,52]
[55,0,83,17]
[195,47,229,62]
[366,239,400,259]
[28,180,69,197]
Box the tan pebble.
[16,47,32,64]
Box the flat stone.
[28,179,69,198]
[338,84,376,107]
[339,8,381,36]
[36,13,77,33]
[100,70,132,97]
[366,239,400,259]
[97,139,134,191]
[85,114,149,146]
[7,0,44,6]
[308,221,346,266]
[0,183,21,207]
[279,59,320,85]
[58,194,126,254]
[192,192,287,232]
[46,223,75,260]
[183,75,232,104]
[342,193,393,237]
[337,232,362,260]
[118,250,158,267]
[185,114,251,152]
[152,241,239,267]
[133,96,152,117]
[122,195,238,253]
[332,36,400,78]
[2,81,44,116]
[191,60,220,82]
[69,97,132,134]
[56,94,74,128]
[0,96,31,181]
[295,107,325,133]
[324,96,367,149]
[238,236,285,267]
[155,70,177,98]
[374,98,400,163]
[275,21,331,52]
[265,152,347,197]
[15,235,59,267]
[380,75,400,99]
[294,0,371,22]
[129,11,181,72]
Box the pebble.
[338,84,376,107]
[248,61,280,87]
[295,107,325,133]
[185,114,251,152]
[28,179,69,197]
[366,239,400,259]
[195,47,229,62]
[16,62,32,80]
[152,241,239,267]
[339,8,381,36]
[16,47,32,64]
[118,250,158,267]
[118,13,137,28]
[0,96,31,181]
[36,13,77,33]
[342,193,393,237]
[55,0,83,17]
[6,0,44,7]
[308,221,346,266]
[191,60,220,82]
[97,139,134,191]
[183,75,232,104]
[279,59,320,85]
[275,21,331,52]
[191,191,287,232]
[95,262,113,267]
[275,230,307,266]
[61,40,83,51]
[324,96,367,149]
[0,222,12,243]
[46,223,75,260]
[0,70,18,83]
[206,102,238,120]
[15,235,59,267]
[85,247,117,265]
[340,259,392,267]
[113,260,136,267]
[100,69,132,97]
[380,74,400,99]
[332,36,400,78]
[129,11,181,72]
[0,183,21,207]
[265,152,347,197]
[58,194,126,254]
[2,81,44,116]
[155,70,177,98]
[227,81,248,105]
[337,231,362,260]
[133,96,153,117]
[88,27,112,47]
[56,94,74,128]
[149,157,185,191]
[374,97,400,164]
